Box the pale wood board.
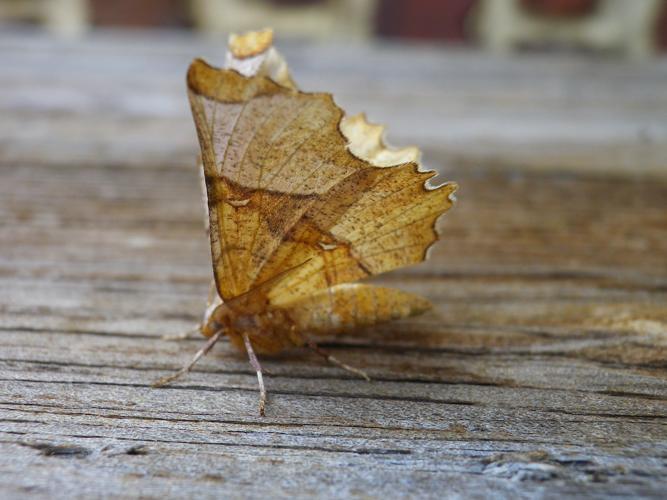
[0,30,665,499]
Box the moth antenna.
[306,340,371,382]
[242,332,267,417]
[152,329,225,388]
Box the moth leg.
[152,329,225,388]
[162,280,218,341]
[242,333,267,417]
[306,340,371,382]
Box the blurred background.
[2,0,667,55]
[0,0,667,57]
[1,0,667,53]
[1,0,666,178]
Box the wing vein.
[351,207,446,249]
[243,101,315,286]
[248,151,353,287]
[215,100,249,296]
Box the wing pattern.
[187,59,456,308]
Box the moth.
[154,29,457,415]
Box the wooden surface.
[0,30,666,499]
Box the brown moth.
[153,29,457,415]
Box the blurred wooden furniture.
[376,0,476,41]
[89,0,190,28]
[0,30,665,498]
[478,0,663,58]
[190,0,378,39]
[0,0,88,36]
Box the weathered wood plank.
[1,31,667,175]
[0,30,665,499]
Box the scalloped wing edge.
[187,57,457,277]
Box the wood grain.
[0,31,665,499]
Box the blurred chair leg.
[43,0,89,37]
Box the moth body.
[200,283,433,355]
[202,300,301,355]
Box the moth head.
[228,28,273,59]
[224,28,296,89]
[201,300,232,338]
